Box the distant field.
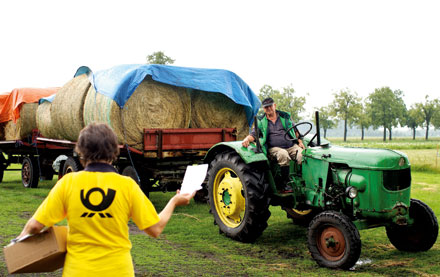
[328,137,440,173]
[329,137,440,150]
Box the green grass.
[1,139,439,276]
[1,172,439,276]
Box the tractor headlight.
[398,157,405,166]
[346,186,358,199]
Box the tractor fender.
[204,141,268,166]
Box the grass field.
[1,138,439,276]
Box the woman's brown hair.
[74,123,120,165]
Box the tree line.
[259,85,440,141]
[146,51,440,141]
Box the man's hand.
[298,139,305,149]
[242,135,254,148]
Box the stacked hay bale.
[4,103,38,140]
[0,122,6,140]
[83,77,191,150]
[36,101,56,138]
[190,90,249,140]
[50,75,91,141]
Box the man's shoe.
[281,186,293,193]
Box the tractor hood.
[304,145,410,170]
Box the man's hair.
[75,123,120,164]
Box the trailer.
[0,127,237,195]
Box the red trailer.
[0,128,237,195]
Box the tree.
[432,102,440,130]
[405,105,424,140]
[415,95,440,140]
[146,51,175,65]
[314,106,336,138]
[329,89,362,142]
[366,87,406,141]
[259,84,306,121]
[354,102,371,140]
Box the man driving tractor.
[241,97,305,192]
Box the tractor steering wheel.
[284,122,313,142]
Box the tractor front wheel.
[208,152,270,242]
[308,211,361,269]
[386,198,438,252]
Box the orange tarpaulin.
[0,87,58,123]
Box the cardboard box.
[3,226,67,274]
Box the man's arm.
[144,191,195,238]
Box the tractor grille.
[383,168,411,191]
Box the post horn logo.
[80,188,116,218]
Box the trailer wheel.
[308,211,361,269]
[208,152,270,242]
[41,166,55,181]
[62,157,83,176]
[22,157,39,188]
[122,165,150,197]
[0,153,6,183]
[386,199,438,252]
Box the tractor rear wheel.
[208,152,270,242]
[308,211,361,269]
[386,199,438,252]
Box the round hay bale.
[4,103,38,140]
[83,77,191,150]
[51,74,91,141]
[83,85,124,143]
[0,122,6,140]
[190,90,249,140]
[36,101,56,138]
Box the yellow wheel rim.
[213,168,246,228]
[293,208,313,216]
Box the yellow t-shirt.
[33,164,160,277]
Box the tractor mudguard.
[204,141,268,166]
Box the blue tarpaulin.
[91,64,261,126]
[38,94,56,104]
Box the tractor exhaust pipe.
[315,111,321,146]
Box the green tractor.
[204,112,438,269]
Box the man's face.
[263,103,276,117]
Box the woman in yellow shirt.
[16,123,195,276]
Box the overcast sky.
[1,0,439,116]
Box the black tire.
[122,165,150,197]
[41,166,55,181]
[282,206,318,226]
[22,157,39,188]
[308,211,361,269]
[208,152,270,242]
[0,153,6,183]
[386,198,438,252]
[62,157,83,176]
